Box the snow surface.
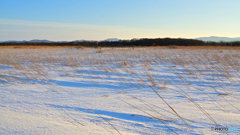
[0,47,239,135]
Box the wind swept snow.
[0,47,239,134]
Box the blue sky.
[0,0,239,41]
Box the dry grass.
[0,46,239,134]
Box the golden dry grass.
[0,46,239,134]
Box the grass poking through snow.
[0,46,239,134]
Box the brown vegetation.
[0,46,239,134]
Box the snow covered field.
[0,47,239,135]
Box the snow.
[0,47,239,134]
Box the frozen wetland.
[0,46,239,134]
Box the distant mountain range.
[1,37,240,43]
[1,39,53,43]
[195,36,240,42]
[102,38,120,42]
[1,38,120,43]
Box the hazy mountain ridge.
[1,38,120,43]
[2,39,53,43]
[2,37,240,43]
[102,38,120,42]
[195,36,240,42]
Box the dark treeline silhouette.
[1,38,240,47]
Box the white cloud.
[2,19,239,41]
[0,19,176,41]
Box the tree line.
[1,38,240,47]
